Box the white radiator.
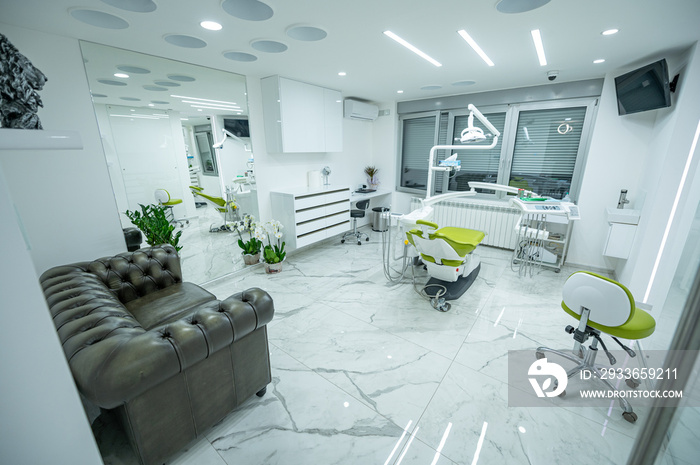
[410,198,520,249]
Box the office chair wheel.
[626,378,641,389]
[535,351,545,359]
[341,239,345,243]
[366,237,370,241]
[555,268,561,273]
[357,241,362,245]
[622,411,638,423]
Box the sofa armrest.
[72,288,274,408]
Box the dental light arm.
[213,129,250,151]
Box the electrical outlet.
[378,109,390,116]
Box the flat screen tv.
[223,118,250,137]
[614,58,672,115]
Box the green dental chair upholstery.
[189,186,239,228]
[536,271,656,423]
[406,220,485,267]
[154,189,188,228]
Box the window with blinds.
[400,114,437,189]
[509,107,587,199]
[448,112,506,193]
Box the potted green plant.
[256,220,286,273]
[125,204,183,252]
[364,165,379,189]
[232,214,262,265]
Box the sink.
[606,207,641,225]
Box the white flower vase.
[242,252,260,265]
[264,261,283,274]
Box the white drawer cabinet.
[271,187,351,250]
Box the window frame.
[395,97,599,202]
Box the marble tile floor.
[94,230,678,465]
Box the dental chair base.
[426,262,481,301]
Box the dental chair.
[535,271,656,423]
[154,188,188,228]
[189,186,239,231]
[406,219,485,311]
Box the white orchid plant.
[255,219,286,264]
[231,214,262,255]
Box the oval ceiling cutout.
[421,85,442,91]
[154,81,180,87]
[452,80,476,87]
[100,0,157,13]
[496,0,550,14]
[69,9,129,29]
[167,74,196,82]
[91,93,108,98]
[250,40,287,53]
[164,34,207,48]
[119,97,141,101]
[151,100,170,104]
[97,79,128,86]
[143,85,168,91]
[286,26,327,42]
[117,65,151,74]
[222,0,273,21]
[223,51,258,62]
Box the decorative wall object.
[0,34,47,129]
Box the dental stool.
[154,188,188,228]
[341,199,370,245]
[535,271,656,423]
[406,220,485,309]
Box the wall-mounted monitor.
[614,58,672,115]
[223,118,250,138]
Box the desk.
[350,189,391,228]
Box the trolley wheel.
[366,237,370,241]
[626,378,641,389]
[554,268,561,273]
[341,239,345,243]
[622,411,637,423]
[357,241,362,245]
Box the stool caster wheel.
[366,237,370,241]
[357,241,361,245]
[622,411,637,423]
[626,378,641,389]
[341,239,345,243]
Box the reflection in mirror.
[79,41,259,284]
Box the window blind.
[400,115,437,189]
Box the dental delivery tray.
[438,159,461,167]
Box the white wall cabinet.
[271,187,350,250]
[261,75,343,153]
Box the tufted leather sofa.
[39,244,274,465]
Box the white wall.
[618,43,700,308]
[0,23,126,274]
[0,165,103,464]
[247,78,375,222]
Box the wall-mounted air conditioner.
[344,99,379,121]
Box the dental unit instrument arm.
[213,129,250,150]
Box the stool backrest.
[154,188,171,204]
[561,271,635,327]
[356,199,370,211]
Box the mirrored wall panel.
[80,41,259,284]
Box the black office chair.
[341,199,370,245]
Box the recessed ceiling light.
[457,30,494,67]
[397,90,403,93]
[593,59,605,64]
[530,29,547,66]
[383,30,442,67]
[114,73,129,78]
[200,21,222,31]
[602,28,619,36]
[496,0,550,14]
[338,72,346,76]
[148,103,155,107]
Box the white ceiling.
[2,0,700,108]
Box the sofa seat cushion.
[126,283,216,330]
